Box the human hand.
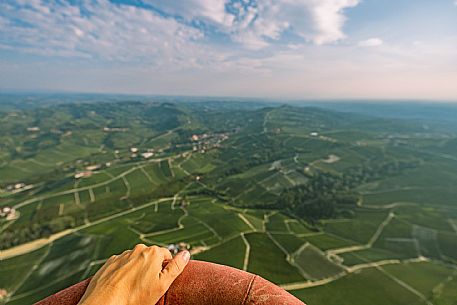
[77,244,190,305]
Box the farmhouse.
[0,206,17,220]
[103,127,129,132]
[85,164,101,171]
[141,152,154,159]
[6,183,28,192]
[14,183,25,190]
[0,289,7,300]
[74,171,93,179]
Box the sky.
[0,0,456,100]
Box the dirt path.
[322,154,340,164]
[238,213,257,232]
[377,261,433,305]
[368,212,395,246]
[13,166,139,209]
[240,233,250,271]
[289,242,314,280]
[12,153,189,210]
[74,191,82,209]
[281,256,429,291]
[88,188,95,202]
[284,219,295,234]
[1,197,174,260]
[347,259,402,272]
[327,212,394,256]
[121,176,131,199]
[280,273,347,290]
[283,173,297,187]
[448,219,457,233]
[140,166,156,186]
[0,229,73,260]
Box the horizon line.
[1,90,457,104]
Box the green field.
[194,236,247,269]
[1,100,456,305]
[245,233,304,284]
[293,245,345,280]
[292,268,426,305]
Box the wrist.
[77,286,121,305]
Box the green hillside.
[0,101,456,305]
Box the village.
[190,132,230,153]
[72,131,230,180]
[0,182,34,195]
[73,146,160,179]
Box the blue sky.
[0,0,456,100]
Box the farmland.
[0,98,457,305]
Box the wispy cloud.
[0,0,207,66]
[0,0,362,59]
[358,38,384,47]
[0,0,456,99]
[143,0,234,26]
[145,0,360,48]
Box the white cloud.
[2,0,455,100]
[305,0,360,44]
[0,0,209,66]
[144,0,234,26]
[145,0,360,48]
[358,38,384,47]
[0,0,361,61]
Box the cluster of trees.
[217,134,294,177]
[11,132,62,159]
[0,217,73,250]
[341,160,419,188]
[277,160,418,221]
[277,174,358,221]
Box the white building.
[141,152,154,159]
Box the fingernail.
[181,250,190,262]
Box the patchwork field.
[1,101,456,305]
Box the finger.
[116,249,134,265]
[159,250,190,288]
[157,247,173,261]
[119,249,132,258]
[107,254,119,263]
[162,259,171,269]
[146,246,172,261]
[147,247,173,270]
[131,243,148,255]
